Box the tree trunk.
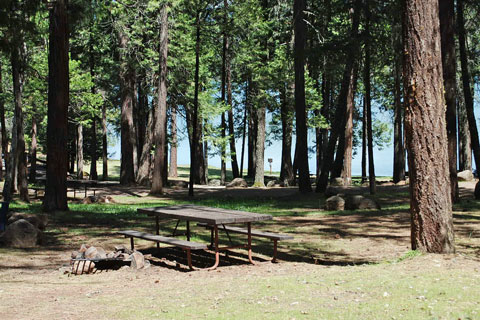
[151,4,168,194]
[102,101,108,180]
[293,0,312,192]
[90,117,98,180]
[365,0,376,195]
[240,78,250,178]
[189,9,201,197]
[0,63,4,180]
[316,0,362,193]
[118,29,136,185]
[168,105,178,177]
[254,104,266,187]
[247,88,257,178]
[10,41,29,202]
[220,112,226,185]
[392,12,405,184]
[439,0,458,203]
[43,0,69,211]
[457,82,471,171]
[457,0,480,171]
[341,63,359,186]
[77,124,84,179]
[279,84,294,185]
[137,109,153,186]
[361,97,367,183]
[29,104,37,182]
[403,0,454,253]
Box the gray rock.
[345,195,380,210]
[169,180,189,188]
[457,170,474,182]
[84,246,98,259]
[325,196,345,211]
[0,219,41,248]
[7,213,48,230]
[226,178,248,188]
[395,180,407,186]
[266,180,277,188]
[330,178,345,186]
[208,179,222,186]
[94,247,107,260]
[130,251,145,269]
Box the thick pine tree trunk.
[43,0,69,211]
[29,105,37,182]
[168,105,178,177]
[240,78,250,178]
[151,4,168,194]
[439,0,458,203]
[293,0,312,192]
[220,26,227,184]
[361,97,367,183]
[0,63,4,180]
[76,124,84,179]
[316,0,362,193]
[253,105,266,187]
[403,0,454,253]
[279,84,294,186]
[118,30,136,185]
[247,91,257,178]
[90,118,98,180]
[457,0,480,171]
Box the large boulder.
[325,196,345,211]
[457,170,474,182]
[345,195,380,210]
[226,178,248,188]
[0,219,42,248]
[7,212,48,231]
[266,180,281,188]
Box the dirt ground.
[1,181,479,319]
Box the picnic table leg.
[85,185,87,198]
[272,240,278,263]
[186,221,190,241]
[247,222,255,265]
[155,216,160,249]
[207,225,220,270]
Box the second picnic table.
[122,204,275,270]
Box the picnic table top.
[137,204,273,225]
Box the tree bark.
[361,97,367,183]
[29,104,37,182]
[247,87,257,178]
[77,124,84,179]
[0,63,4,181]
[151,4,168,194]
[189,8,201,197]
[439,0,458,203]
[168,105,178,177]
[341,63,359,186]
[118,29,136,185]
[392,11,406,184]
[403,0,454,253]
[240,78,250,178]
[254,104,266,187]
[279,84,294,185]
[137,108,153,186]
[316,0,362,193]
[457,82,471,171]
[365,0,376,195]
[102,101,108,180]
[293,0,312,192]
[43,0,69,211]
[457,0,480,171]
[10,41,28,202]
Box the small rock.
[226,178,248,188]
[330,177,345,186]
[325,196,345,211]
[114,244,127,252]
[345,195,380,210]
[266,180,277,188]
[208,179,222,186]
[79,244,88,253]
[84,246,98,259]
[130,251,145,269]
[457,170,474,181]
[169,180,189,189]
[395,180,407,186]
[94,247,107,260]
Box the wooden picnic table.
[137,204,273,270]
[37,177,99,198]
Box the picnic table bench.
[197,223,293,262]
